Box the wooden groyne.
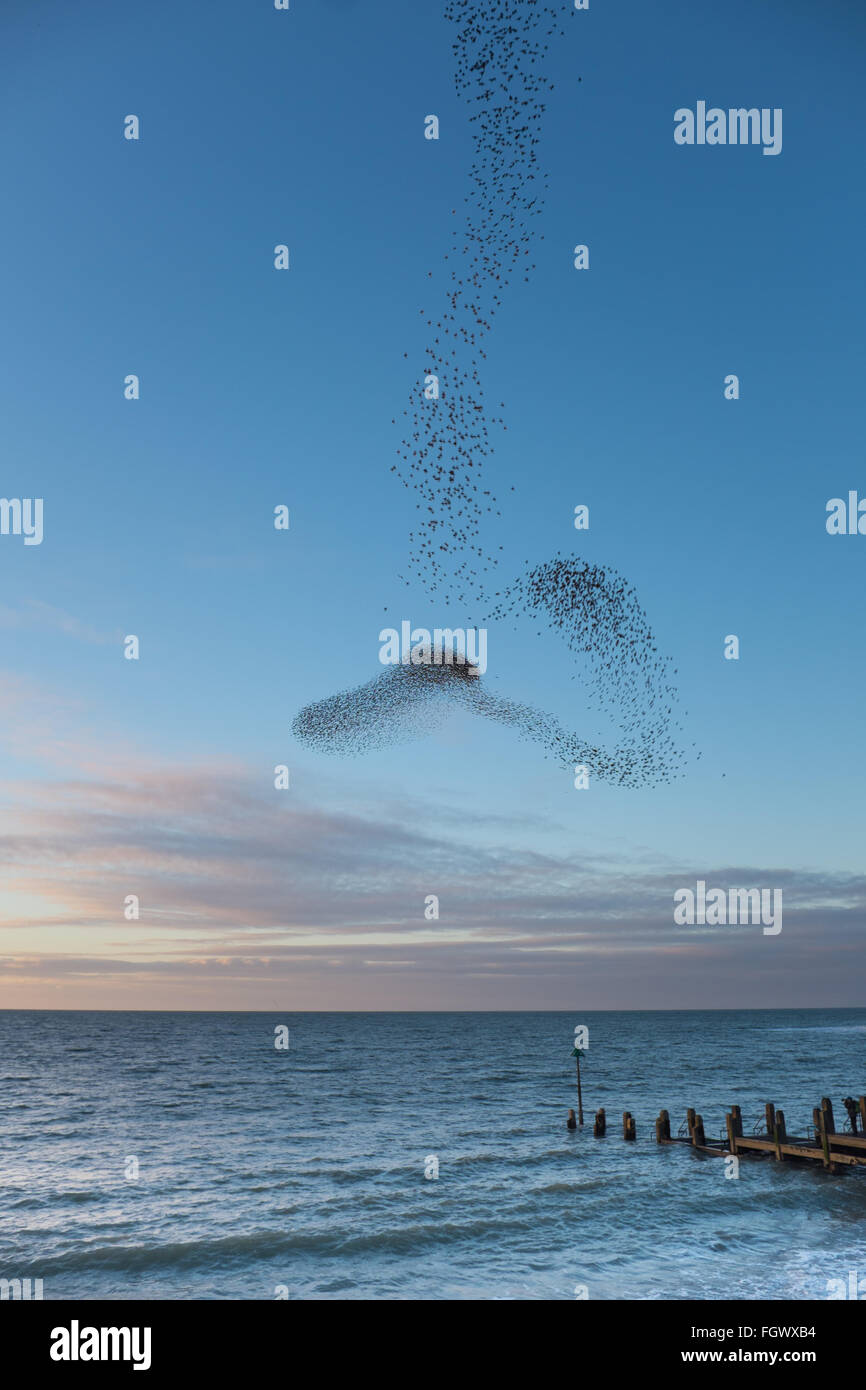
[578,1095,866,1173]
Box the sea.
[1,1009,864,1301]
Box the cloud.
[0,745,865,1008]
[0,599,118,645]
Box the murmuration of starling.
[294,555,687,788]
[391,0,571,609]
[295,2,692,787]
[486,554,688,786]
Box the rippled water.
[1,1010,864,1299]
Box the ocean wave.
[17,1210,566,1276]
[531,1179,606,1195]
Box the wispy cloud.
[1,735,864,1007]
[0,599,118,645]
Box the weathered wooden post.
[623,1111,636,1141]
[725,1110,739,1155]
[692,1114,706,1147]
[814,1106,831,1169]
[765,1101,776,1137]
[773,1109,787,1161]
[730,1105,743,1139]
[593,1107,606,1137]
[859,1096,866,1134]
[820,1098,837,1168]
[686,1107,696,1141]
[655,1109,671,1143]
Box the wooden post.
[773,1109,786,1160]
[655,1109,670,1143]
[821,1097,835,1133]
[765,1101,775,1137]
[859,1097,866,1134]
[730,1105,743,1138]
[692,1114,706,1147]
[593,1107,606,1137]
[725,1111,738,1154]
[686,1107,696,1140]
[623,1111,636,1141]
[814,1106,831,1169]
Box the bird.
[296,0,688,790]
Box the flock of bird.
[488,555,688,786]
[293,658,671,790]
[392,0,570,606]
[294,555,687,789]
[294,1,689,788]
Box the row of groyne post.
[576,1095,866,1173]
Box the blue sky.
[1,0,864,1007]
